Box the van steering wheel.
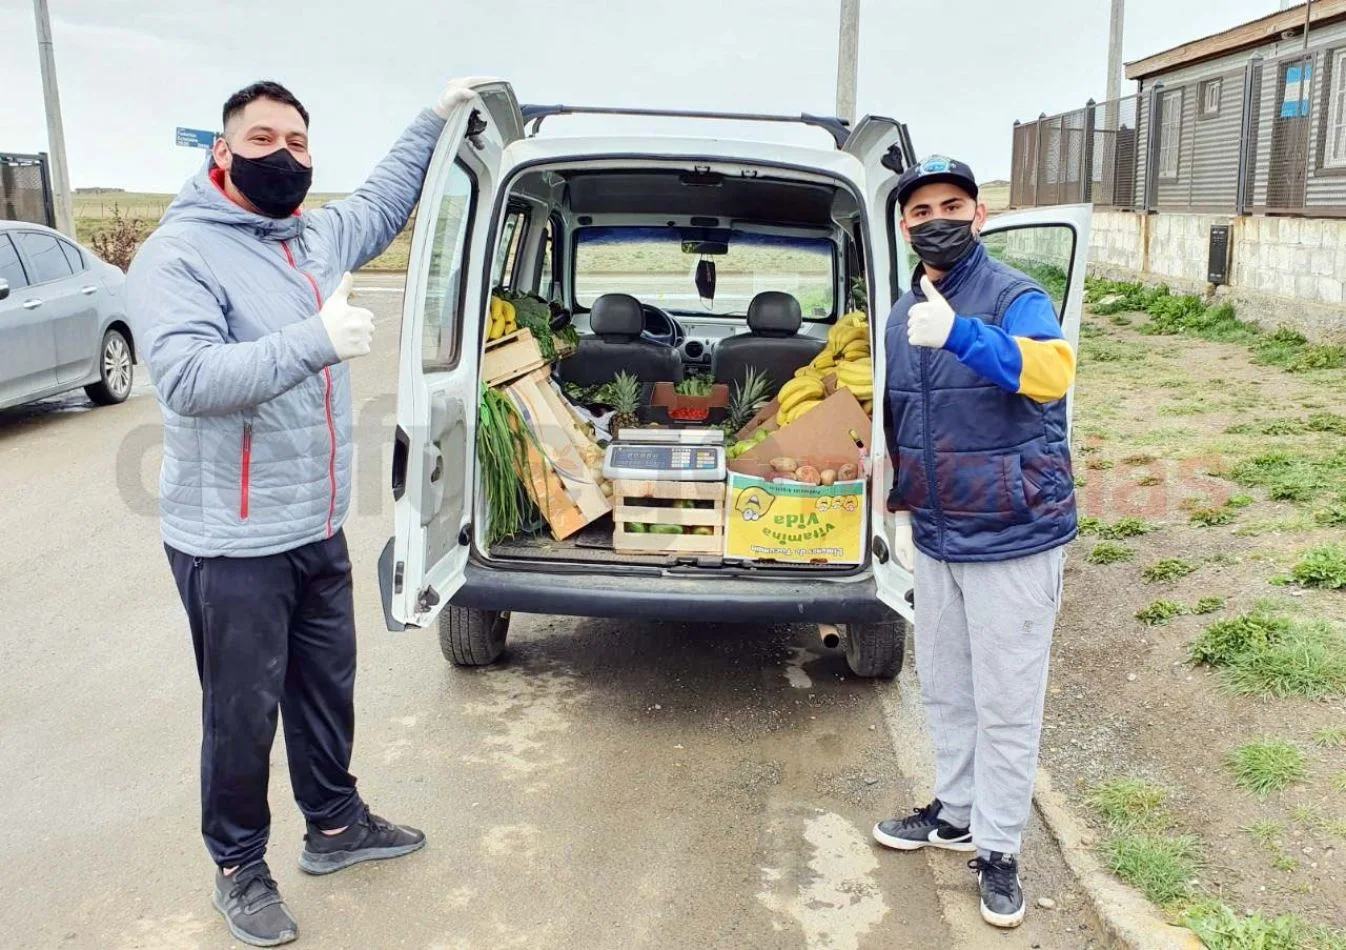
[640,303,685,349]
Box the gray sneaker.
[298,808,426,875]
[212,861,298,947]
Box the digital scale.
[602,428,726,482]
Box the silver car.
[0,220,134,410]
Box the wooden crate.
[612,480,727,555]
[484,328,547,388]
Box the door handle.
[81,286,98,295]
[22,300,42,311]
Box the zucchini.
[648,524,685,535]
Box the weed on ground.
[1225,739,1309,797]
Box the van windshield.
[573,226,835,319]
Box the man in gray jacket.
[127,78,475,947]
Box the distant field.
[74,178,1012,273]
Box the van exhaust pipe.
[818,623,842,649]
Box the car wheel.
[843,616,907,679]
[439,605,510,667]
[85,328,133,406]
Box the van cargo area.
[473,161,877,575]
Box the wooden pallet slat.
[484,328,547,388]
[612,478,727,556]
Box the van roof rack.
[519,104,853,149]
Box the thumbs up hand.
[907,276,956,349]
[319,272,376,362]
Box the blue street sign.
[175,127,218,150]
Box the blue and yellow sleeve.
[941,291,1076,403]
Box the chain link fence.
[0,152,55,227]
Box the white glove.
[907,276,956,349]
[319,273,375,361]
[891,510,915,571]
[433,77,499,118]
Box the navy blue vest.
[884,243,1077,562]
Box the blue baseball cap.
[897,155,979,208]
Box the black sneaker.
[298,808,426,875]
[212,861,298,947]
[872,799,975,852]
[969,852,1025,928]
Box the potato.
[794,465,821,486]
[838,463,859,481]
[770,457,800,473]
[819,469,837,486]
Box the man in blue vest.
[870,157,1077,929]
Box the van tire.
[439,606,509,667]
[843,617,906,679]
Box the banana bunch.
[834,358,874,414]
[774,375,826,428]
[488,295,518,341]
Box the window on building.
[1199,78,1222,117]
[1325,49,1346,168]
[1158,89,1183,179]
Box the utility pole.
[1105,0,1125,130]
[33,0,75,237]
[835,0,860,124]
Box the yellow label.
[725,473,866,564]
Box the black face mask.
[909,217,979,271]
[226,147,313,218]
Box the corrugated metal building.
[1129,0,1346,216]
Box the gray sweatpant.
[914,545,1065,857]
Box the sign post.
[175,128,218,150]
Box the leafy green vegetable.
[477,386,542,546]
[675,373,715,397]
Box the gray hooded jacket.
[127,109,446,557]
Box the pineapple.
[724,366,773,435]
[609,371,642,434]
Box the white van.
[378,80,1090,679]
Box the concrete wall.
[995,209,1346,340]
[1081,210,1346,340]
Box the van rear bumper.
[450,559,895,625]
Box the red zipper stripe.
[281,240,338,538]
[240,423,253,520]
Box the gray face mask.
[909,217,978,270]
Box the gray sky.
[2,0,1278,193]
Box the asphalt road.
[0,274,1097,950]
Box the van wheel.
[439,606,509,667]
[843,617,907,679]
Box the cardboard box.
[646,381,730,424]
[734,388,873,466]
[725,472,866,564]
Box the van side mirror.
[0,279,9,302]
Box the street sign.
[175,127,217,150]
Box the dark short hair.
[222,81,310,132]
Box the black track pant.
[166,531,365,869]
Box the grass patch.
[1143,559,1197,582]
[1226,738,1309,797]
[1123,453,1157,465]
[1087,458,1114,470]
[1079,516,1156,539]
[1184,899,1346,950]
[1102,833,1201,906]
[1190,506,1235,527]
[1290,543,1346,589]
[1136,600,1187,626]
[1312,726,1346,748]
[1192,596,1226,615]
[1137,474,1163,486]
[1109,314,1133,327]
[1081,337,1151,365]
[1089,541,1135,565]
[1192,610,1346,698]
[1191,611,1292,665]
[1307,411,1346,435]
[1246,819,1283,849]
[1073,474,1088,488]
[1228,449,1346,505]
[1333,772,1346,792]
[1313,501,1346,527]
[1227,494,1255,508]
[1086,778,1169,830]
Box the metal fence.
[1010,96,1139,210]
[0,152,54,227]
[1011,45,1346,218]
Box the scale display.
[602,443,726,482]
